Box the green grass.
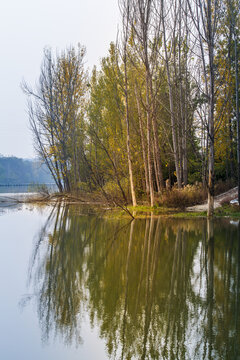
[214,205,240,218]
[171,211,207,218]
[129,205,177,214]
[108,204,240,219]
[168,205,240,219]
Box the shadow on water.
[25,204,240,359]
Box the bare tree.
[126,0,166,206]
[119,0,137,206]
[186,0,223,216]
[22,46,87,192]
[230,0,240,202]
[134,82,150,194]
[160,0,183,188]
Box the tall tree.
[119,0,137,206]
[23,46,87,192]
[186,0,223,216]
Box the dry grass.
[214,179,236,196]
[159,184,207,209]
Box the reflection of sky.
[0,185,57,194]
[0,206,107,360]
[191,243,207,299]
[188,243,208,359]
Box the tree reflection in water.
[27,204,240,359]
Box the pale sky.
[0,0,120,158]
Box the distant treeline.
[0,156,53,185]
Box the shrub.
[214,178,236,196]
[103,178,130,203]
[76,181,90,192]
[28,183,49,195]
[159,184,207,209]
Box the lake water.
[0,202,240,359]
[0,184,56,194]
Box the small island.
[20,0,240,220]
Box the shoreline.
[1,191,240,219]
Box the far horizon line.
[0,154,39,160]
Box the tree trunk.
[161,0,182,188]
[151,107,165,191]
[135,84,150,194]
[146,72,155,206]
[207,0,215,217]
[150,82,164,191]
[123,3,137,207]
[234,30,240,203]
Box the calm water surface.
[0,203,240,359]
[0,184,56,194]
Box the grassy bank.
[7,189,240,219]
[105,204,240,219]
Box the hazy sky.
[0,0,120,159]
